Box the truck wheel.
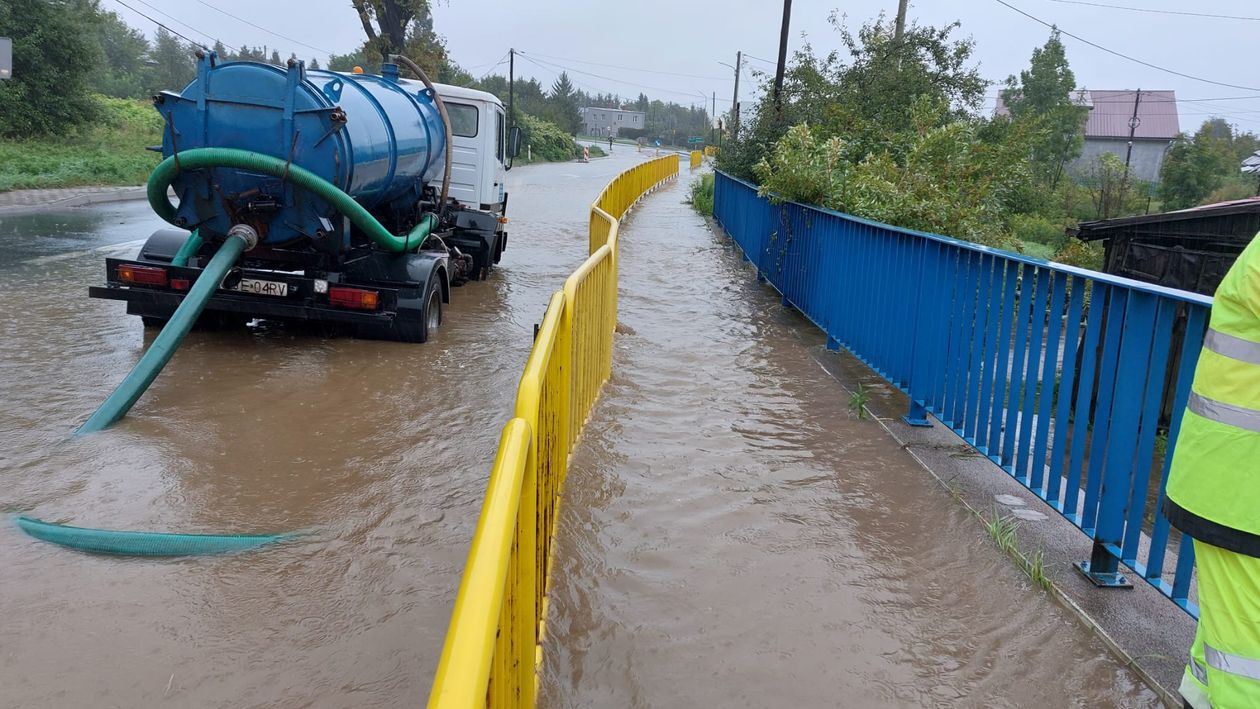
[422,278,443,336]
[385,276,442,343]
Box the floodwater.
[0,150,1157,708]
[537,176,1161,707]
[0,153,632,707]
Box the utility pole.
[711,91,716,145]
[894,0,909,43]
[730,50,741,140]
[1123,88,1142,183]
[773,0,792,108]
[508,48,515,128]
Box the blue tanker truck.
[89,52,521,343]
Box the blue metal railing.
[713,170,1211,616]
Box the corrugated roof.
[993,89,1179,140]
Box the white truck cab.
[432,83,512,212]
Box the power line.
[519,52,730,105]
[191,0,334,57]
[1049,0,1260,22]
[743,53,777,66]
[516,55,632,100]
[985,93,1260,104]
[522,50,732,82]
[476,52,511,81]
[125,0,223,47]
[991,0,1260,92]
[110,0,209,49]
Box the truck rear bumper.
[88,284,396,326]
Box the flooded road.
[0,153,642,707]
[0,152,1159,708]
[538,176,1161,707]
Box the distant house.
[580,107,645,137]
[996,89,1179,184]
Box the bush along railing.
[428,154,678,709]
[713,170,1210,617]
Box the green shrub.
[689,173,714,216]
[516,112,577,163]
[1052,237,1104,270]
[1009,213,1068,252]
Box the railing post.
[901,238,933,428]
[1075,292,1152,590]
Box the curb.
[0,187,149,216]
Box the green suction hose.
[16,516,292,556]
[77,231,250,434]
[170,229,203,266]
[147,147,438,253]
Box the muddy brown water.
[1,153,1156,708]
[0,154,630,708]
[536,177,1160,708]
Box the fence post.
[1075,292,1152,589]
[901,238,933,428]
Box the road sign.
[687,136,703,145]
[0,38,11,80]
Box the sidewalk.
[0,185,148,216]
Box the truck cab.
[431,83,509,213]
[426,82,515,277]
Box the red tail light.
[328,286,379,310]
[117,264,168,287]
[170,278,191,291]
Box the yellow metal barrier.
[428,153,678,709]
[689,150,702,169]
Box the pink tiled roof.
[994,89,1180,139]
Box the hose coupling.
[226,223,260,251]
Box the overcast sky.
[109,0,1260,133]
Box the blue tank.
[156,54,446,246]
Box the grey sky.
[109,0,1260,133]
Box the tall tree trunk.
[350,0,378,42]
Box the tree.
[718,14,987,181]
[1159,120,1239,209]
[269,49,282,66]
[309,57,322,70]
[1085,153,1136,219]
[1001,30,1088,188]
[147,28,196,93]
[547,72,580,134]
[329,47,376,72]
[0,0,103,137]
[348,0,447,75]
[93,9,151,98]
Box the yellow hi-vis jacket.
[1166,233,1260,558]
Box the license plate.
[235,278,288,297]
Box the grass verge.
[0,96,161,192]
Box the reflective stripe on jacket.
[1165,233,1260,557]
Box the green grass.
[1019,240,1058,260]
[0,96,162,192]
[688,172,714,216]
[982,506,1053,592]
[848,382,872,420]
[984,506,1021,555]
